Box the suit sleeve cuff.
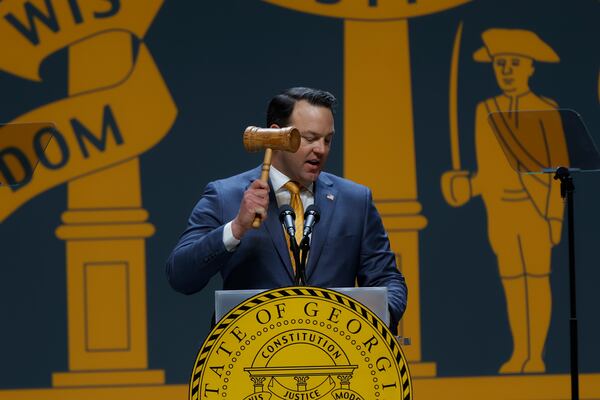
[223,221,241,252]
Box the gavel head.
[243,126,300,153]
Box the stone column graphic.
[53,32,164,387]
[0,0,176,391]
[263,0,472,377]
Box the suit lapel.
[305,174,337,282]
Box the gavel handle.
[252,148,272,228]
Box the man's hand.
[231,180,270,240]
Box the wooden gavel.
[243,126,300,228]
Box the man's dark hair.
[266,87,337,127]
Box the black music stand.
[487,108,600,400]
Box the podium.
[190,286,413,399]
[216,287,391,326]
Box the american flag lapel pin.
[326,193,335,201]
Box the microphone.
[302,205,321,238]
[279,205,296,239]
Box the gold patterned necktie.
[283,180,304,271]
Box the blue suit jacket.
[166,167,407,326]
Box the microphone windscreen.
[304,204,321,223]
[279,204,295,222]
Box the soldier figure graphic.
[442,28,569,374]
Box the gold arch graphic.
[263,0,471,19]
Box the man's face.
[492,55,535,94]
[271,100,334,187]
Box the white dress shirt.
[223,166,314,251]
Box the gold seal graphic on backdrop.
[190,287,412,400]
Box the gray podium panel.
[215,287,389,325]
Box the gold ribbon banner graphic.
[0,0,176,222]
[0,0,163,80]
[243,391,272,400]
[267,376,336,400]
[0,43,177,221]
[330,389,365,400]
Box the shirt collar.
[269,165,314,194]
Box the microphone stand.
[553,166,579,400]
[279,205,304,285]
[283,204,319,286]
[288,237,303,286]
[297,236,310,286]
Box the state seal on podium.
[189,287,412,400]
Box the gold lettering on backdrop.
[441,28,565,374]
[0,0,176,389]
[263,0,472,378]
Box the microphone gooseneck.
[279,204,302,284]
[296,204,322,285]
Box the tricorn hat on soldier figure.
[473,28,560,63]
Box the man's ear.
[270,124,280,129]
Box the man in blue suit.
[166,87,407,329]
